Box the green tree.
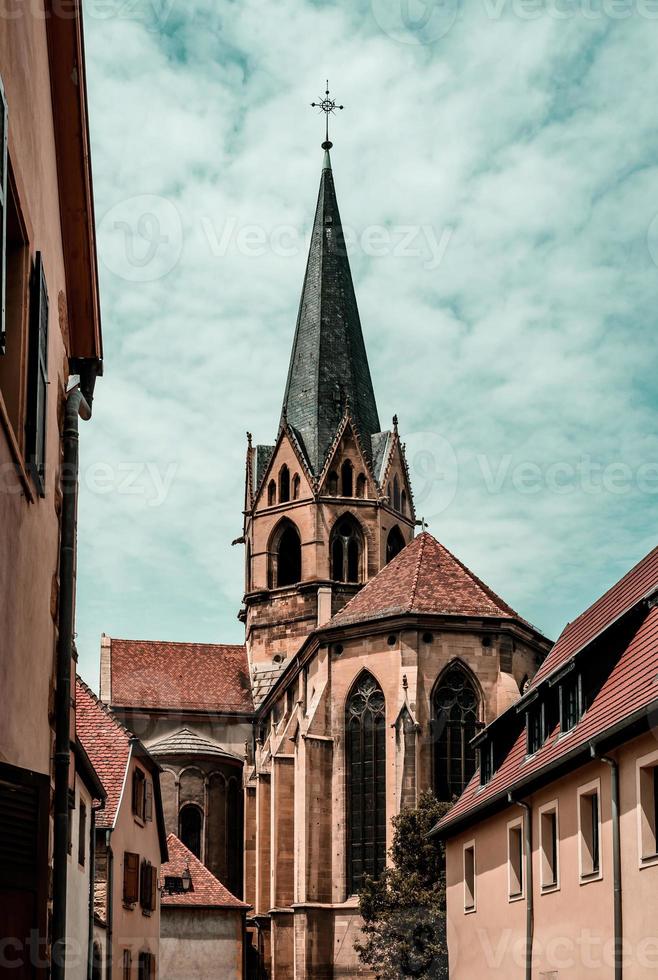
[355,791,451,979]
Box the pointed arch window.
[279,465,290,503]
[432,664,480,802]
[331,516,363,583]
[393,475,401,511]
[292,473,301,500]
[346,673,386,894]
[386,526,405,564]
[356,473,367,498]
[267,480,276,507]
[268,519,302,588]
[341,460,353,497]
[400,489,407,516]
[179,803,203,859]
[327,470,338,495]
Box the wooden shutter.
[25,252,48,496]
[0,777,38,890]
[144,779,153,821]
[132,769,145,820]
[0,76,7,355]
[123,852,139,904]
[78,801,87,866]
[150,864,157,912]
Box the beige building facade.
[435,545,658,980]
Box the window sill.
[508,892,525,903]
[541,883,560,895]
[579,869,602,884]
[141,909,152,918]
[639,853,658,869]
[464,905,477,915]
[123,903,137,911]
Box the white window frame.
[463,840,476,913]
[636,747,658,870]
[577,777,602,883]
[538,799,560,892]
[507,816,525,902]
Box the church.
[99,136,551,979]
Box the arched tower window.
[179,803,203,859]
[267,480,276,506]
[279,465,290,503]
[245,540,251,592]
[330,515,363,583]
[341,460,353,497]
[401,489,407,515]
[393,475,401,511]
[346,672,386,894]
[386,526,405,564]
[432,664,480,802]
[356,473,367,498]
[292,473,301,499]
[327,470,338,495]
[268,519,302,588]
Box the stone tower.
[242,147,415,669]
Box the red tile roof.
[108,638,253,714]
[76,677,132,829]
[328,533,528,628]
[438,605,658,835]
[160,834,249,909]
[530,545,658,689]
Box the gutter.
[591,744,622,980]
[52,376,92,980]
[508,795,533,980]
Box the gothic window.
[330,515,363,583]
[267,479,276,506]
[386,526,405,564]
[356,473,367,498]
[245,540,251,592]
[179,803,203,859]
[401,489,407,515]
[292,473,301,499]
[432,664,480,802]
[268,519,302,588]
[346,673,386,894]
[393,475,401,511]
[327,470,338,495]
[341,460,353,497]
[279,465,290,503]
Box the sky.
[76,0,658,690]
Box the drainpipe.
[88,800,105,980]
[52,377,92,980]
[591,745,622,980]
[509,794,533,980]
[106,841,114,980]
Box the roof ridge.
[408,532,427,610]
[76,675,134,741]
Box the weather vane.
[311,80,344,150]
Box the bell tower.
[241,135,415,669]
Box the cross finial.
[311,80,344,150]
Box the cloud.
[75,0,658,686]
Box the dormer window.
[480,739,495,786]
[527,703,547,756]
[560,673,582,733]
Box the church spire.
[281,112,380,474]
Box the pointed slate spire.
[281,150,381,474]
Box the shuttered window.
[138,952,155,980]
[139,859,157,913]
[78,801,87,867]
[123,852,140,905]
[0,76,7,354]
[25,251,48,495]
[144,779,153,821]
[346,672,386,895]
[0,777,38,890]
[132,768,146,821]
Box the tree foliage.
[355,791,451,979]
